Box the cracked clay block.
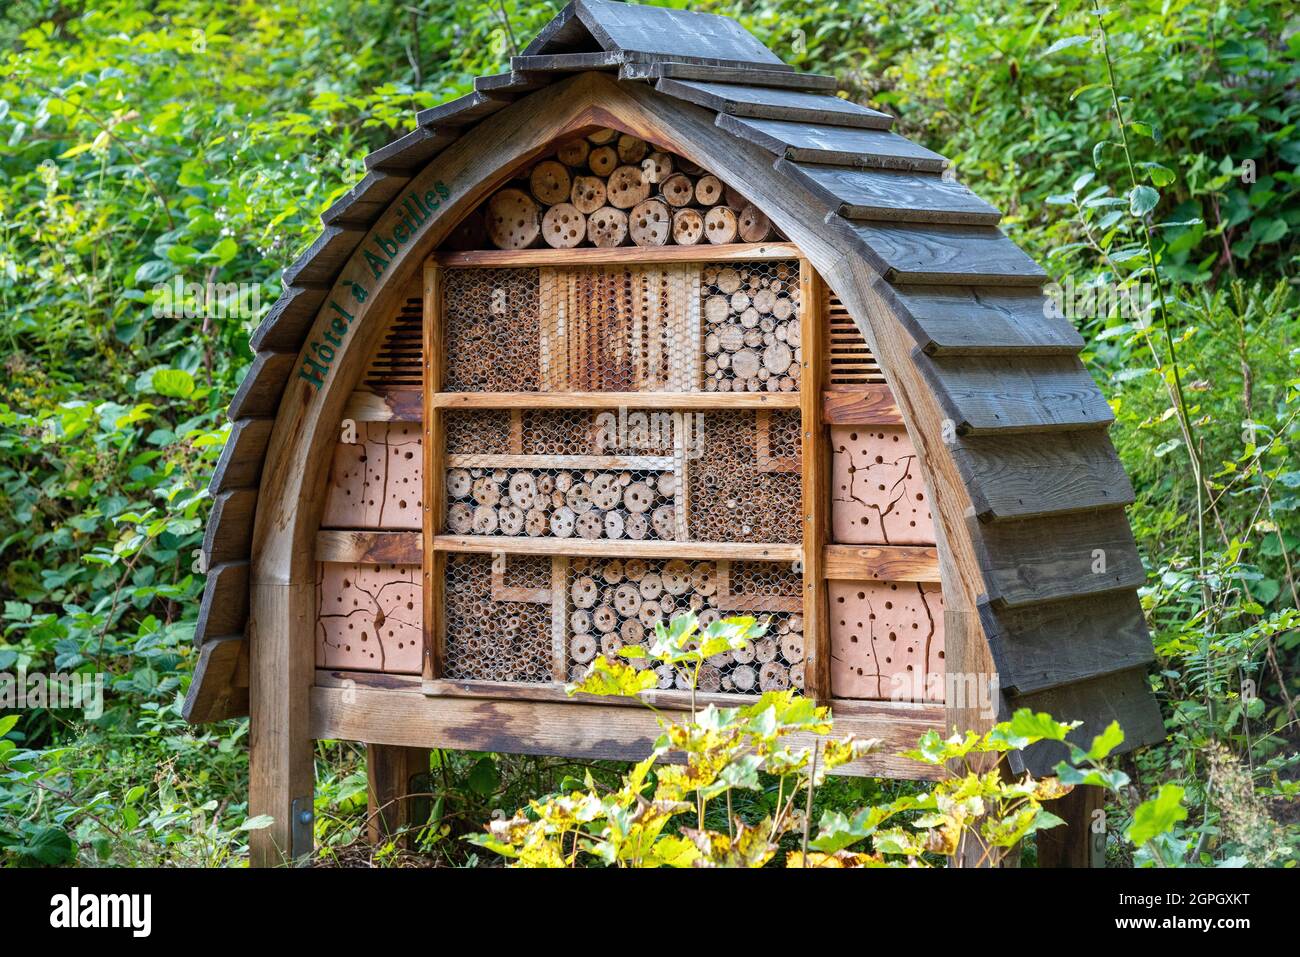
[829,579,945,702]
[322,422,422,529]
[315,562,422,673]
[830,425,934,545]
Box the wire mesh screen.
[565,558,805,692]
[441,260,800,394]
[441,408,799,544]
[538,265,699,391]
[445,465,680,540]
[441,267,541,392]
[442,553,553,683]
[688,409,802,544]
[702,261,801,393]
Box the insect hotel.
[185,0,1163,866]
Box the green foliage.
[1,0,1296,866]
[469,614,1177,868]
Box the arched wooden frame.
[249,72,990,863]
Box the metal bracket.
[290,797,314,862]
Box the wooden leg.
[1037,785,1106,868]
[367,744,431,846]
[249,582,316,867]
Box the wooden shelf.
[433,535,803,562]
[430,391,800,410]
[823,544,941,582]
[433,241,802,269]
[446,453,673,470]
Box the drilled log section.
[701,260,801,394]
[477,128,786,249]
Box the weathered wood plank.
[227,352,295,421]
[208,418,274,494]
[433,535,803,562]
[915,353,1114,435]
[445,453,672,470]
[281,226,367,287]
[781,161,1001,226]
[511,51,626,73]
[320,171,411,227]
[182,635,249,723]
[800,263,830,702]
[248,581,316,864]
[980,590,1153,696]
[311,684,945,781]
[525,0,788,69]
[343,389,423,422]
[317,530,421,565]
[365,126,457,174]
[885,284,1083,356]
[415,91,512,129]
[846,221,1047,286]
[953,431,1135,523]
[474,70,552,95]
[203,488,257,567]
[715,114,946,171]
[655,78,894,130]
[1037,785,1106,867]
[431,390,799,411]
[434,240,800,267]
[250,285,330,353]
[624,61,837,91]
[1008,667,1164,777]
[821,386,904,425]
[973,509,1147,608]
[193,560,250,646]
[823,544,942,582]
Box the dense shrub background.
[0,0,1296,866]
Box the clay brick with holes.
[828,579,945,702]
[830,425,934,545]
[322,423,423,529]
[315,563,422,673]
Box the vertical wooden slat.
[423,261,445,681]
[688,265,702,389]
[799,261,829,702]
[551,556,569,680]
[673,407,690,541]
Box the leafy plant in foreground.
[468,614,1170,868]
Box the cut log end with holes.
[587,206,629,247]
[704,206,739,244]
[541,203,587,248]
[630,199,671,246]
[486,188,540,250]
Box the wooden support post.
[1037,785,1106,868]
[799,262,829,702]
[366,744,432,846]
[248,581,316,867]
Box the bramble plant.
[468,613,1178,868]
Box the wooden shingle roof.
[188,0,1162,777]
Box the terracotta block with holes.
[321,423,423,529]
[315,563,422,673]
[829,579,944,702]
[830,425,934,545]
